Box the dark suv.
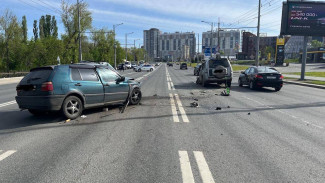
[15,64,142,119]
[180,63,188,70]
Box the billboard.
[281,1,325,36]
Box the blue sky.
[2,0,290,48]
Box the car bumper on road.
[256,80,283,88]
[15,95,65,111]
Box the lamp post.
[134,39,140,64]
[125,32,134,62]
[202,21,215,59]
[113,23,123,69]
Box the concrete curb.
[284,80,325,89]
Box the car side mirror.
[116,76,125,84]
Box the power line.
[36,0,62,14]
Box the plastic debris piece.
[216,107,222,110]
[227,106,230,108]
[248,113,251,115]
[190,102,199,108]
[65,119,71,123]
[193,98,199,101]
[81,115,87,119]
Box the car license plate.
[267,76,276,79]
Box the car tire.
[201,76,207,87]
[28,109,44,116]
[275,87,282,91]
[62,96,83,120]
[138,69,141,72]
[130,88,142,105]
[249,81,256,90]
[150,68,153,72]
[238,79,243,87]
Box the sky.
[1,0,293,48]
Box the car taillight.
[279,75,284,80]
[41,82,53,91]
[256,74,263,79]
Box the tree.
[51,16,58,38]
[44,15,51,38]
[22,15,27,43]
[39,16,45,39]
[311,40,323,48]
[33,20,38,41]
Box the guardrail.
[0,72,29,78]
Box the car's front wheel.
[238,79,243,87]
[249,81,256,90]
[62,96,83,120]
[150,68,153,72]
[130,88,142,105]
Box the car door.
[70,68,104,105]
[243,68,251,84]
[248,68,257,82]
[96,68,129,104]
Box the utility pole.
[255,0,261,66]
[125,32,134,62]
[77,0,82,62]
[113,23,123,69]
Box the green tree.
[39,16,45,39]
[44,15,51,38]
[33,20,38,41]
[311,40,323,48]
[22,15,27,43]
[51,16,58,38]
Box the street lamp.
[113,23,123,69]
[202,21,215,59]
[134,39,140,64]
[125,32,134,62]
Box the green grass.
[285,72,325,78]
[305,80,325,85]
[232,65,249,71]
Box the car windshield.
[209,59,230,68]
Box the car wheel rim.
[66,100,80,115]
[131,91,141,103]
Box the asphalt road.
[1,64,325,182]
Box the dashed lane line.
[193,151,215,183]
[0,101,17,108]
[0,150,17,162]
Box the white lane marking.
[193,151,215,183]
[0,150,17,162]
[174,94,189,123]
[178,151,195,183]
[167,81,171,90]
[243,96,324,129]
[170,81,175,91]
[170,93,180,122]
[0,101,17,108]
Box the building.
[143,28,161,60]
[240,31,256,60]
[259,36,277,59]
[202,30,241,57]
[159,32,196,61]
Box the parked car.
[124,61,132,69]
[117,64,126,70]
[141,65,155,72]
[238,66,283,91]
[131,63,137,68]
[15,64,142,119]
[194,64,202,76]
[180,63,188,70]
[196,58,233,87]
[134,64,143,72]
[167,62,173,67]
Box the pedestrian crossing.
[0,150,17,162]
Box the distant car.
[117,64,125,70]
[125,61,131,69]
[131,63,137,68]
[15,64,142,119]
[134,64,143,72]
[141,65,154,72]
[194,64,201,76]
[238,66,283,91]
[180,63,188,70]
[167,62,173,67]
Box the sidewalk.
[283,74,325,81]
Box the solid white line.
[0,101,17,108]
[170,93,180,122]
[170,81,176,91]
[0,150,17,161]
[193,151,215,183]
[167,81,171,90]
[178,151,195,183]
[174,94,189,123]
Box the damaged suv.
[196,58,233,87]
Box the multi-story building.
[202,30,241,57]
[143,28,161,60]
[159,32,196,61]
[240,31,256,60]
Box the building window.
[230,37,234,49]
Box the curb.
[284,80,325,89]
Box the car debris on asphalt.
[216,107,222,110]
[190,102,199,107]
[81,115,87,119]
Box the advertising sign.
[281,1,325,36]
[203,47,217,57]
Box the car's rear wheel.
[150,68,153,72]
[130,88,142,105]
[238,79,243,87]
[28,109,44,116]
[62,96,83,120]
[275,87,282,91]
[138,69,141,72]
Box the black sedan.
[238,66,283,91]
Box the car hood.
[124,77,141,86]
